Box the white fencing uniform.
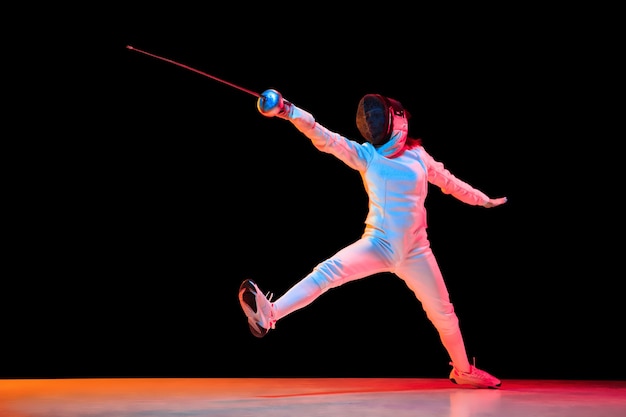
[272,105,492,372]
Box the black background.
[4,6,620,381]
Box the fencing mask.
[356,94,409,148]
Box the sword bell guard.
[257,89,284,117]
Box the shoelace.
[451,358,488,377]
[265,291,276,329]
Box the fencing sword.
[126,45,284,116]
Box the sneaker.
[238,279,276,338]
[449,362,501,389]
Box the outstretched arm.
[256,89,372,171]
[419,147,507,208]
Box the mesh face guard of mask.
[356,94,408,146]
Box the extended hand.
[483,197,507,208]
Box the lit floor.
[1,378,625,416]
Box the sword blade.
[126,45,260,98]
